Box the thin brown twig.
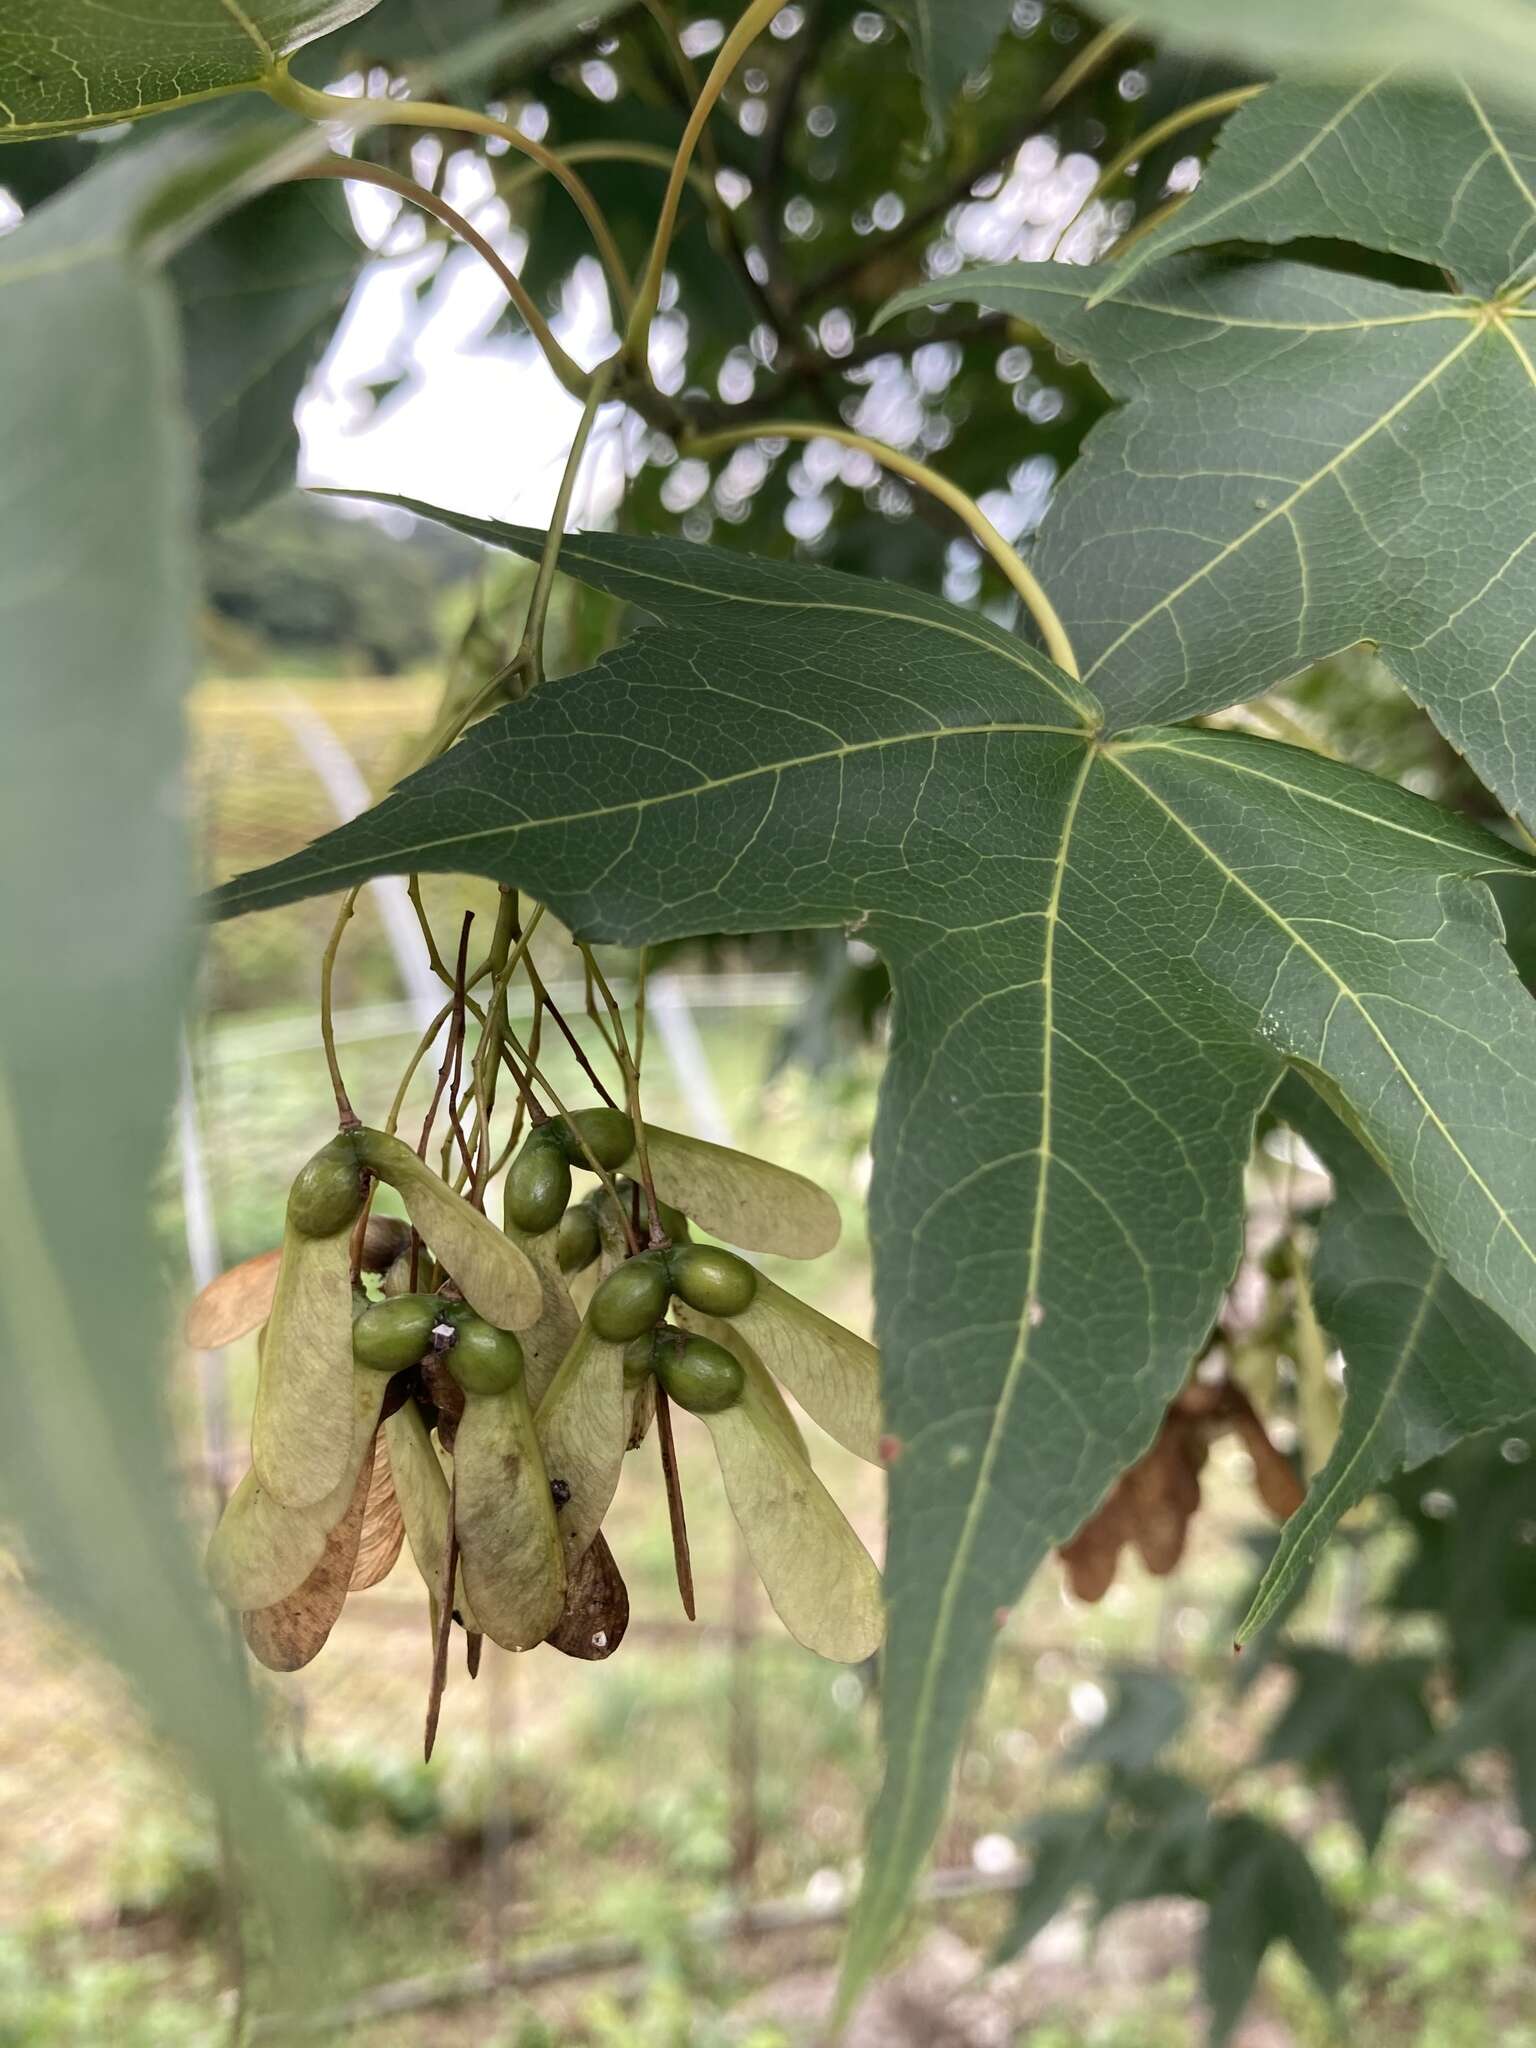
[582,945,666,1247]
[633,946,649,1074]
[523,953,619,1108]
[443,915,480,1194]
[465,895,518,1173]
[654,1386,696,1621]
[417,922,474,1163]
[470,1039,493,1202]
[503,1002,544,1169]
[470,897,548,1141]
[445,1006,479,1193]
[583,957,624,1063]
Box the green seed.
[287,1135,364,1238]
[589,1253,670,1342]
[352,1294,439,1373]
[447,1316,525,1398]
[668,1243,756,1317]
[506,1137,573,1234]
[657,1334,745,1415]
[556,1205,601,1274]
[547,1106,635,1171]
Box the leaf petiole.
[684,419,1084,679]
[290,154,589,399]
[264,68,635,313]
[508,356,619,693]
[625,0,783,366]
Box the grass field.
[5,678,1536,2046]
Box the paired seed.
[682,1350,882,1664]
[589,1241,755,1343]
[251,1142,365,1508]
[352,1293,439,1374]
[453,1350,564,1652]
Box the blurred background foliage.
[5,4,1536,2043]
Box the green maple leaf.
[1245,1075,1536,1637]
[1,111,332,1970]
[1091,1772,1212,1922]
[993,1805,1116,1959]
[1200,1813,1341,2045]
[0,1,382,140]
[1002,1769,1336,2045]
[214,507,1536,1990]
[877,83,1536,823]
[1260,1646,1434,1852]
[1103,75,1536,299]
[996,1769,1209,1962]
